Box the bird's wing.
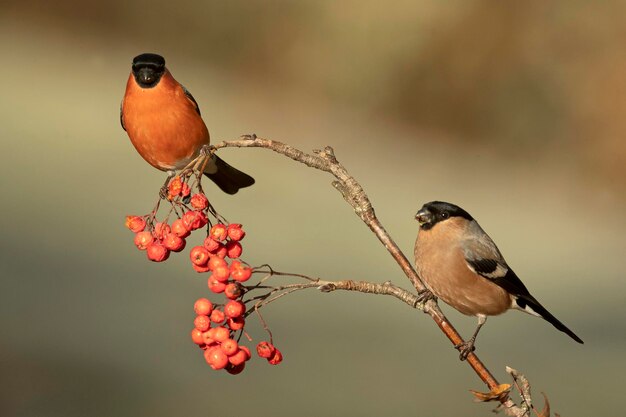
[120,99,126,131]
[461,223,531,298]
[182,85,201,116]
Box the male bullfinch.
[120,53,254,194]
[414,201,583,359]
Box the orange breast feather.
[122,70,210,171]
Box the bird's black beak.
[415,208,433,227]
[137,67,157,86]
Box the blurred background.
[1,1,625,416]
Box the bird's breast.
[122,74,209,171]
[414,221,511,316]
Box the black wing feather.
[182,85,201,116]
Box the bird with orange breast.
[414,201,583,359]
[121,53,254,194]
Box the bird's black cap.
[132,53,165,70]
[416,201,473,229]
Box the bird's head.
[415,201,473,230]
[131,53,166,88]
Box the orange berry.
[227,223,246,241]
[210,309,225,324]
[191,328,204,345]
[203,236,221,252]
[163,233,185,252]
[134,231,154,250]
[225,241,242,258]
[194,315,211,332]
[208,276,226,293]
[224,300,245,318]
[228,349,248,366]
[194,298,213,316]
[239,345,251,360]
[146,243,170,262]
[256,341,275,359]
[209,224,228,241]
[190,193,209,210]
[125,215,146,233]
[212,265,230,282]
[168,176,183,199]
[224,282,243,300]
[190,246,210,266]
[227,316,245,331]
[212,326,230,342]
[268,348,283,365]
[182,211,207,231]
[207,256,227,271]
[204,346,228,370]
[171,219,190,238]
[220,338,239,356]
[153,222,171,240]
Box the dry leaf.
[469,383,511,402]
[536,392,550,417]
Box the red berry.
[189,246,210,266]
[227,316,245,331]
[224,282,243,300]
[225,362,245,375]
[212,326,230,342]
[210,309,225,324]
[125,215,146,233]
[212,265,230,282]
[224,300,245,318]
[240,345,251,360]
[202,330,216,346]
[190,193,209,210]
[194,315,211,332]
[194,298,213,316]
[225,241,243,258]
[168,176,183,199]
[209,224,228,241]
[192,263,211,273]
[227,224,246,241]
[146,243,170,262]
[207,256,227,271]
[182,211,207,231]
[134,231,154,250]
[213,245,227,258]
[228,349,248,366]
[204,346,228,370]
[191,328,204,345]
[163,233,185,252]
[220,338,239,356]
[203,237,221,252]
[208,277,226,293]
[231,262,252,282]
[153,222,171,240]
[171,219,190,238]
[256,341,275,359]
[268,347,283,365]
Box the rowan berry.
[210,309,225,324]
[220,338,239,356]
[146,243,170,262]
[209,224,228,241]
[171,219,190,238]
[227,224,246,241]
[256,341,275,359]
[194,315,211,332]
[190,246,210,266]
[224,300,245,318]
[134,231,154,250]
[190,193,209,210]
[268,348,283,365]
[194,298,213,316]
[225,241,242,258]
[125,216,146,233]
[163,233,185,252]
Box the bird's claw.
[455,340,476,361]
[199,144,215,157]
[414,289,436,306]
[241,133,257,141]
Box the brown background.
[1,1,625,416]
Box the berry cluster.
[125,175,282,373]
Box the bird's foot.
[199,144,215,157]
[414,289,436,307]
[241,133,257,141]
[455,339,476,361]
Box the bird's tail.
[203,155,255,195]
[516,295,584,344]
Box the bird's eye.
[441,212,449,219]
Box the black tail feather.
[520,295,584,344]
[204,155,255,195]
